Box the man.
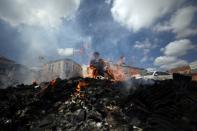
[90,52,105,77]
[117,55,126,66]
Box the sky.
[0,0,197,70]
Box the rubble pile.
[0,77,197,131]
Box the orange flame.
[32,80,37,85]
[113,67,125,81]
[75,81,89,95]
[50,79,57,88]
[86,66,98,78]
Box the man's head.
[93,52,100,59]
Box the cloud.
[105,0,112,5]
[154,39,196,69]
[0,0,82,66]
[134,38,158,63]
[154,6,197,38]
[0,0,80,28]
[111,0,181,32]
[146,67,157,72]
[141,56,148,63]
[154,56,188,69]
[57,48,74,56]
[134,38,157,51]
[163,39,195,57]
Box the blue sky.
[0,0,197,70]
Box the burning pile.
[0,77,197,131]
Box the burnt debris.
[0,78,197,131]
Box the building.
[190,61,197,81]
[0,56,34,88]
[169,65,191,75]
[114,65,146,78]
[169,63,197,81]
[106,63,146,80]
[41,58,82,81]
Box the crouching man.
[89,52,105,78]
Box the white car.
[143,71,173,80]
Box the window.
[51,64,54,72]
[155,72,170,76]
[58,63,61,68]
[65,62,69,69]
[48,64,51,72]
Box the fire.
[75,81,89,95]
[112,67,125,81]
[50,79,57,88]
[86,66,98,78]
[84,63,126,81]
[32,80,37,85]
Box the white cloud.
[0,0,83,66]
[163,39,195,57]
[154,39,196,69]
[134,38,157,51]
[0,0,80,28]
[154,6,197,38]
[146,67,157,72]
[154,56,188,69]
[111,0,181,32]
[155,56,177,65]
[141,56,148,63]
[57,48,74,56]
[105,0,112,5]
[190,60,197,65]
[134,38,158,63]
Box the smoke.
[0,0,81,28]
[0,0,85,66]
[0,0,138,68]
[123,78,155,94]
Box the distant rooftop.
[46,58,81,67]
[0,56,15,64]
[113,64,145,70]
[190,61,197,66]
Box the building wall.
[110,64,145,79]
[0,60,34,88]
[41,59,82,81]
[192,73,197,81]
[170,66,191,75]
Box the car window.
[156,72,170,75]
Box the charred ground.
[0,77,197,131]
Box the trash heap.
[0,77,197,131]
